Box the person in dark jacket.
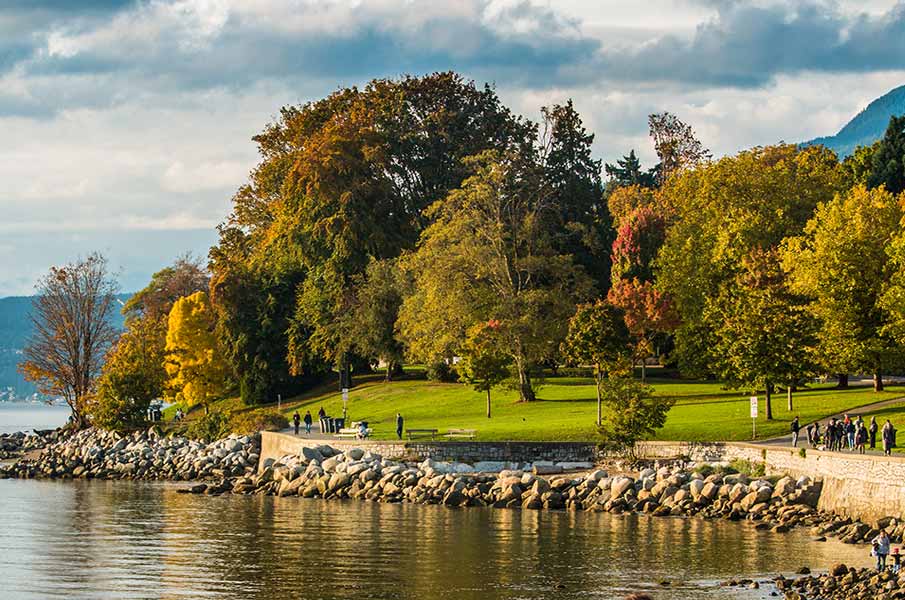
[855,423,868,454]
[883,420,895,456]
[869,416,879,450]
[303,410,313,435]
[396,413,404,440]
[791,416,801,447]
[292,411,301,436]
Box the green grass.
[180,374,905,442]
[849,400,905,454]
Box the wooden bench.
[444,428,477,440]
[335,427,371,439]
[406,428,438,440]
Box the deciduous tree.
[458,321,512,418]
[19,254,119,428]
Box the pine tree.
[868,115,905,195]
[605,150,657,188]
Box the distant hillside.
[803,84,905,158]
[0,295,129,399]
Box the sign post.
[750,396,758,439]
[342,388,349,422]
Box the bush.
[426,361,458,383]
[186,410,231,442]
[230,410,288,436]
[728,458,766,478]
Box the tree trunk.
[595,372,603,427]
[385,361,393,383]
[515,358,535,402]
[486,389,492,419]
[765,382,774,420]
[874,372,884,392]
[787,384,793,412]
[836,374,849,389]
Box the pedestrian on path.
[870,416,879,450]
[855,422,868,455]
[791,416,800,447]
[293,411,301,436]
[883,419,895,456]
[844,415,855,450]
[396,412,404,440]
[303,410,312,435]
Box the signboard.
[342,388,349,402]
[749,396,758,418]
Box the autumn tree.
[597,376,674,452]
[708,250,817,418]
[868,115,905,195]
[87,316,167,431]
[122,254,209,322]
[606,184,658,227]
[657,144,847,377]
[784,185,905,391]
[648,112,711,185]
[19,254,119,428]
[458,320,512,418]
[165,291,230,413]
[561,300,631,425]
[399,150,593,401]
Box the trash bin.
[333,417,345,431]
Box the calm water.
[0,405,874,600]
[0,403,71,435]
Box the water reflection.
[0,479,872,599]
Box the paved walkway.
[762,395,905,455]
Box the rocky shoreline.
[722,563,905,599]
[3,430,904,555]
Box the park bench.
[444,428,477,440]
[336,427,371,439]
[406,428,438,440]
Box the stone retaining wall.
[260,432,905,523]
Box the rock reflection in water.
[0,479,871,599]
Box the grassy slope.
[193,375,904,442]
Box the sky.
[2,0,905,296]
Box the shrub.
[186,410,231,442]
[426,361,458,383]
[728,458,766,478]
[230,410,288,436]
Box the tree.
[164,291,230,413]
[868,115,905,195]
[560,300,631,425]
[458,321,512,418]
[87,317,167,431]
[656,144,847,377]
[648,112,711,185]
[607,279,679,382]
[843,141,880,187]
[784,185,905,391]
[605,150,658,188]
[19,254,119,428]
[122,254,209,322]
[606,184,658,227]
[597,375,674,452]
[347,258,405,380]
[399,150,593,401]
[708,250,817,418]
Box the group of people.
[291,410,314,435]
[872,530,903,573]
[289,408,405,440]
[791,414,897,455]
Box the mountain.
[0,295,129,399]
[803,84,905,158]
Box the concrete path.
[762,394,905,455]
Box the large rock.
[610,476,634,501]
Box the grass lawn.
[185,374,905,443]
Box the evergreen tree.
[868,115,905,195]
[605,150,658,188]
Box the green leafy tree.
[560,300,631,425]
[458,321,513,418]
[843,141,880,187]
[708,250,817,418]
[784,185,905,391]
[597,376,673,452]
[399,150,593,401]
[88,317,167,431]
[347,258,405,380]
[868,115,905,195]
[605,150,658,188]
[656,144,847,377]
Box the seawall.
[261,432,905,524]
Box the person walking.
[883,419,895,456]
[396,412,404,440]
[844,415,855,450]
[806,422,815,447]
[892,548,902,575]
[873,530,891,571]
[855,422,868,455]
[870,416,879,450]
[791,416,801,447]
[303,410,313,435]
[317,406,326,419]
[292,411,301,436]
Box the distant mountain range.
[803,84,905,158]
[0,295,129,400]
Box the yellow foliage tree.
[164,291,229,413]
